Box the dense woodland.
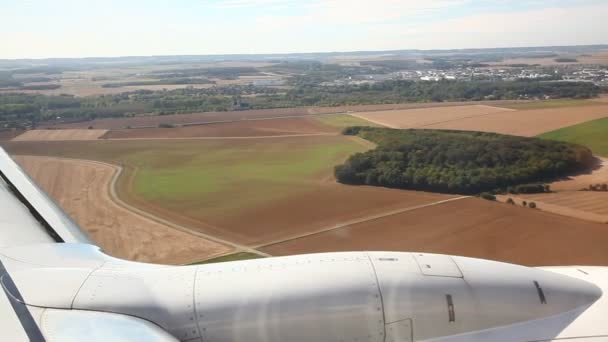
[0,79,600,128]
[335,127,594,194]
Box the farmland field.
[498,99,606,110]
[351,105,515,128]
[313,114,381,129]
[102,117,338,139]
[262,197,608,266]
[13,155,232,264]
[4,136,454,247]
[13,129,108,141]
[499,120,608,224]
[353,104,608,136]
[539,117,608,157]
[513,192,608,224]
[6,98,608,266]
[46,100,524,130]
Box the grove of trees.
[335,127,594,194]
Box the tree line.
[0,79,600,128]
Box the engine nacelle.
[0,244,602,342]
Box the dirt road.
[14,155,234,265]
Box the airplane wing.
[0,148,178,341]
[1,146,608,342]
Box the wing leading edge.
[0,147,92,247]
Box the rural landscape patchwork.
[3,45,608,266]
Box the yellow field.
[12,129,108,141]
[352,104,608,136]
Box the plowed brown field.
[14,155,232,264]
[262,197,608,266]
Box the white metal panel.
[372,252,601,341]
[453,256,602,328]
[194,252,385,342]
[0,243,107,268]
[0,147,91,244]
[386,319,413,342]
[41,309,179,342]
[533,267,608,340]
[371,253,471,340]
[413,253,463,278]
[72,265,201,341]
[0,177,54,248]
[5,268,91,309]
[0,282,29,342]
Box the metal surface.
[41,309,179,341]
[1,242,606,342]
[0,147,92,244]
[194,252,385,342]
[0,175,54,248]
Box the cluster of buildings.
[319,65,608,86]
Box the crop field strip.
[352,104,608,136]
[12,129,109,141]
[262,197,608,266]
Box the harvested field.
[495,158,608,224]
[46,100,527,130]
[13,129,108,141]
[14,155,232,264]
[592,95,608,103]
[262,197,608,266]
[353,104,608,136]
[423,105,608,136]
[351,105,514,128]
[502,192,608,224]
[102,117,337,139]
[548,157,608,192]
[498,99,606,110]
[4,137,453,247]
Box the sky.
[1,0,607,59]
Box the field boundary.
[256,195,470,249]
[104,132,338,141]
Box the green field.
[539,117,608,157]
[314,114,382,128]
[4,135,368,221]
[500,99,605,110]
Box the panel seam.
[365,252,387,342]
